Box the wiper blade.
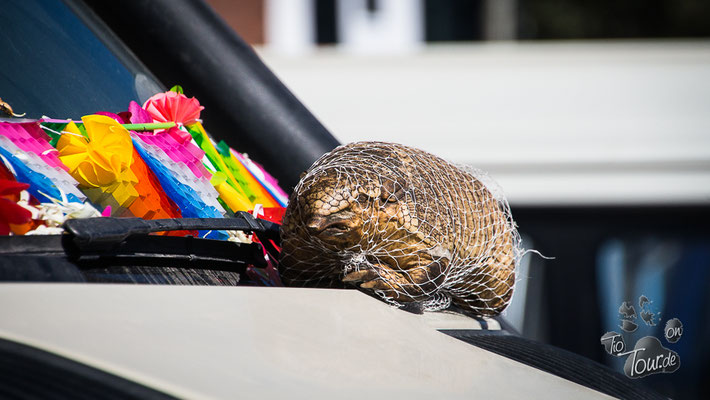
[64,211,278,248]
[0,214,282,282]
[62,212,281,269]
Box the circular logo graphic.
[664,318,683,343]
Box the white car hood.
[0,284,610,399]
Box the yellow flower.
[57,115,134,188]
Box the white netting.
[279,141,522,316]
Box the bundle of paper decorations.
[0,86,288,282]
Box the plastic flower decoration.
[56,115,134,188]
[143,90,204,125]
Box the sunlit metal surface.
[0,284,609,399]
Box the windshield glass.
[0,0,161,119]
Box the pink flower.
[142,91,204,125]
[128,101,152,124]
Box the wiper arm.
[63,212,281,269]
[65,211,278,246]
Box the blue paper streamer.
[132,139,227,240]
[0,147,81,203]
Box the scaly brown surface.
[279,142,519,316]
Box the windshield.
[0,0,278,287]
[0,0,162,119]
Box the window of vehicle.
[0,0,162,119]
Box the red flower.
[0,180,32,235]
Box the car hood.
[0,284,610,399]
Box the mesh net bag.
[279,141,522,316]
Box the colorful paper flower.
[143,91,204,125]
[57,116,134,187]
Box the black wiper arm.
[64,211,278,247]
[61,212,283,273]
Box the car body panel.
[0,284,610,399]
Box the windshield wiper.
[62,212,281,271]
[65,211,278,247]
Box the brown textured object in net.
[279,141,521,316]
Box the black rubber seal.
[440,330,666,400]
